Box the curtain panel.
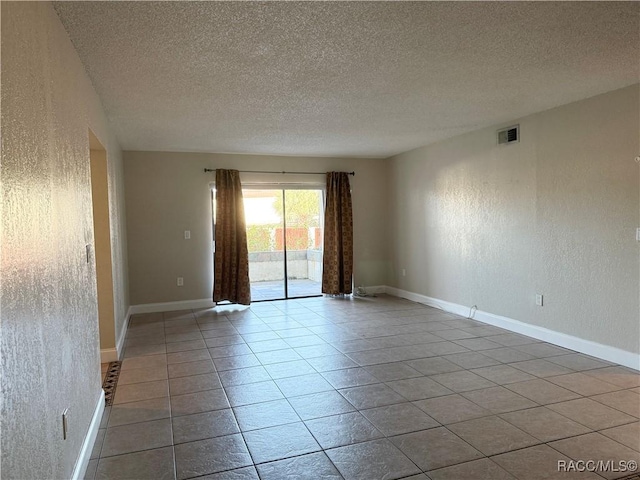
[322,172,354,295]
[213,169,251,305]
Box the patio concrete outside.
[250,279,322,301]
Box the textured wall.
[1,3,128,478]
[124,151,389,305]
[387,85,640,354]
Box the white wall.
[388,85,640,356]
[124,151,389,305]
[1,3,128,478]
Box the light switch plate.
[184,230,191,240]
[535,294,543,306]
[636,228,640,242]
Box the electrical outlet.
[402,269,406,277]
[184,230,191,240]
[62,408,69,440]
[535,294,543,306]
[177,277,184,287]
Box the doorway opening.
[89,131,116,361]
[212,186,325,302]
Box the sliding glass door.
[243,188,324,301]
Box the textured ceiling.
[54,2,639,158]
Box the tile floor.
[86,295,640,480]
[250,279,321,301]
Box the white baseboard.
[71,389,105,480]
[100,348,118,363]
[385,286,640,371]
[360,285,386,295]
[130,298,215,315]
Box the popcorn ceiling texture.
[1,3,129,479]
[53,1,639,157]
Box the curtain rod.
[204,168,355,176]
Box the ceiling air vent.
[497,125,519,145]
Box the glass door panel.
[243,189,285,301]
[284,189,324,298]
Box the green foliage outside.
[246,224,277,252]
[273,190,321,228]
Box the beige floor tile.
[121,354,168,371]
[548,398,636,430]
[386,376,453,401]
[213,354,261,371]
[95,447,175,480]
[427,458,516,480]
[84,459,98,480]
[365,362,423,382]
[275,373,334,397]
[243,422,321,464]
[600,422,640,452]
[514,343,573,358]
[172,408,239,444]
[99,297,638,480]
[167,348,211,365]
[509,359,574,378]
[108,396,171,427]
[168,372,222,396]
[492,444,602,480]
[461,386,538,413]
[218,366,271,387]
[102,419,173,457]
[447,415,539,455]
[262,359,316,379]
[91,429,106,459]
[326,438,421,480]
[304,411,383,449]
[591,389,640,417]
[547,372,622,396]
[123,344,167,358]
[550,432,640,480]
[547,353,613,371]
[454,338,503,351]
[288,390,356,420]
[499,406,591,442]
[168,359,216,378]
[390,426,483,471]
[321,367,379,389]
[113,380,169,405]
[429,370,497,392]
[443,352,501,369]
[201,466,259,480]
[171,388,230,416]
[505,378,581,404]
[306,353,359,372]
[256,452,341,480]
[404,357,463,376]
[583,366,640,389]
[225,380,284,407]
[117,366,168,385]
[339,383,406,409]
[361,402,439,436]
[413,394,492,424]
[471,364,537,385]
[233,399,300,431]
[174,434,252,479]
[165,339,207,353]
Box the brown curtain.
[213,169,251,305]
[322,172,354,295]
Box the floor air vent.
[498,125,519,145]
